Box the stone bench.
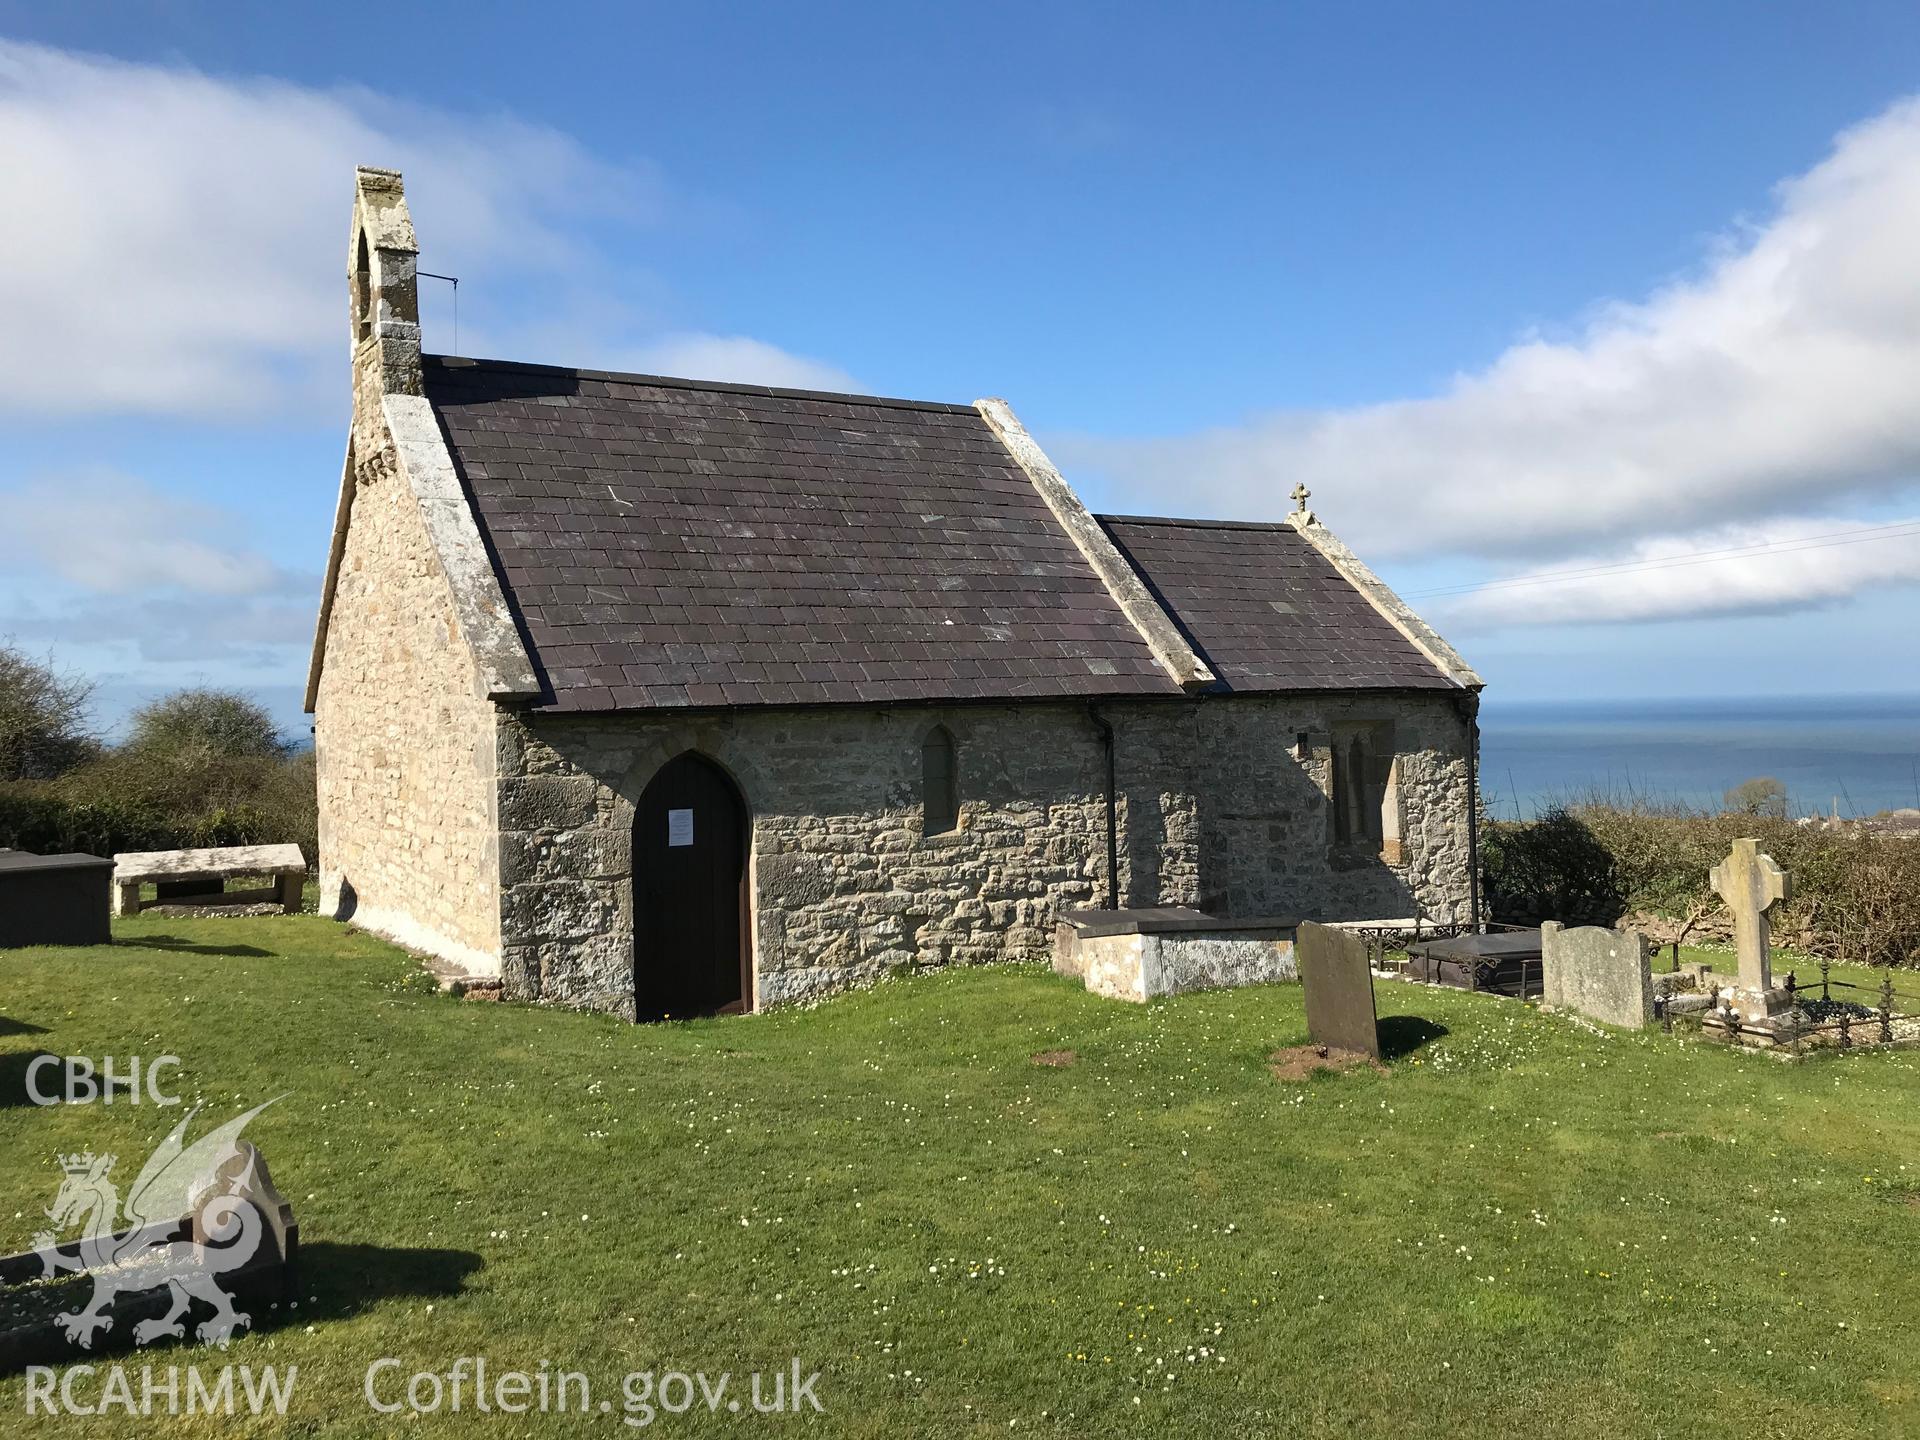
[111,844,308,917]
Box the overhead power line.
[1403,519,1920,601]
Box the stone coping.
[0,851,112,874]
[1059,906,1300,939]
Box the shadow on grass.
[288,1241,485,1322]
[0,1050,58,1110]
[0,1242,484,1375]
[1377,1015,1448,1060]
[0,1017,47,1038]
[117,935,274,959]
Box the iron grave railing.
[1654,958,1920,1055]
[1350,920,1541,996]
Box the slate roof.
[1096,516,1456,691]
[423,356,1180,711]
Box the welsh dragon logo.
[31,1098,283,1350]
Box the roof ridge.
[422,353,978,416]
[979,399,1216,691]
[1096,512,1298,533]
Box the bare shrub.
[0,642,99,781]
[1724,776,1788,817]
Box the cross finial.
[1290,482,1311,513]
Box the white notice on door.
[667,808,694,847]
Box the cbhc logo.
[25,1056,182,1106]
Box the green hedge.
[0,750,316,863]
[1485,804,1920,967]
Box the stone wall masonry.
[1179,693,1475,924]
[313,407,504,974]
[497,705,1127,1014]
[495,689,1476,1016]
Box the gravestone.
[111,844,306,917]
[188,1141,299,1274]
[1296,922,1379,1059]
[1712,838,1789,992]
[1540,921,1651,1028]
[0,1139,298,1369]
[1705,837,1796,1042]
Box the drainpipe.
[1087,704,1119,910]
[1458,692,1483,933]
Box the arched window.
[353,230,373,343]
[1331,722,1397,856]
[922,726,958,835]
[1334,734,1371,847]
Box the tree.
[125,689,291,762]
[1724,776,1789,819]
[0,642,98,781]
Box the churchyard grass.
[1,914,1916,1437]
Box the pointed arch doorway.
[632,753,751,1020]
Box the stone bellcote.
[349,167,422,402]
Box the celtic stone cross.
[1710,838,1792,992]
[1290,482,1311,513]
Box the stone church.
[308,168,1485,1018]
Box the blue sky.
[2,2,1918,737]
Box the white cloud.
[0,42,844,417]
[0,470,316,677]
[5,591,317,667]
[1056,95,1920,588]
[0,470,293,596]
[0,43,869,686]
[616,334,861,392]
[1429,517,1920,628]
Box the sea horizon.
[1477,691,1920,820]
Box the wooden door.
[633,754,749,1020]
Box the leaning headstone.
[1704,837,1796,1044]
[1540,921,1651,1028]
[0,1139,298,1368]
[188,1141,299,1274]
[1297,922,1379,1059]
